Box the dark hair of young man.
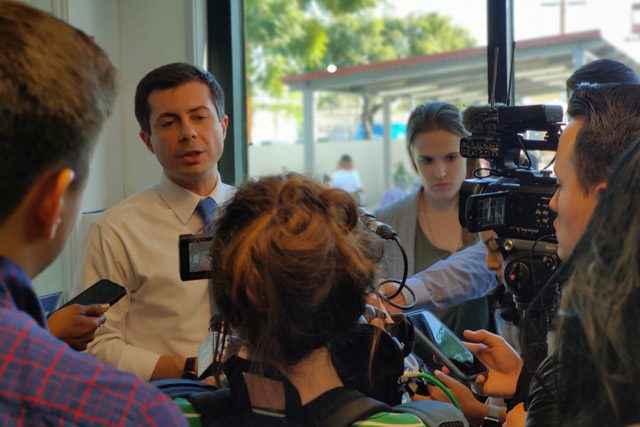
[566,59,638,94]
[568,82,640,193]
[134,62,225,134]
[0,4,117,223]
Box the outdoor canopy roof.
[283,30,640,106]
[282,30,640,186]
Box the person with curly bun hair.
[204,174,467,426]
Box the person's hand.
[375,282,406,314]
[463,329,523,398]
[151,354,188,380]
[428,370,489,426]
[479,230,504,282]
[503,402,526,427]
[48,303,109,351]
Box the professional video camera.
[458,104,563,309]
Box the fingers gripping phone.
[408,309,487,382]
[58,279,126,310]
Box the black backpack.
[187,386,391,427]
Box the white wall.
[249,140,416,211]
[31,0,206,298]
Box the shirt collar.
[157,173,226,225]
[0,256,46,328]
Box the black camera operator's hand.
[48,303,109,351]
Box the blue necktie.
[196,197,218,233]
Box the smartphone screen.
[408,310,487,382]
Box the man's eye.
[420,158,433,164]
[160,121,174,128]
[447,154,459,161]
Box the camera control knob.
[505,261,530,293]
[502,239,515,252]
[542,255,559,270]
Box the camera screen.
[189,240,212,273]
[477,194,507,229]
[179,234,214,281]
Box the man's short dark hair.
[568,83,640,193]
[566,59,638,94]
[0,1,117,223]
[134,63,225,134]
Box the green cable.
[415,372,461,410]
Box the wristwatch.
[481,404,501,427]
[182,357,198,380]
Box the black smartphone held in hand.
[59,279,126,310]
[409,309,487,382]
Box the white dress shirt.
[81,174,234,380]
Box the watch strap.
[482,404,502,427]
[182,356,198,380]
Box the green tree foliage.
[246,0,377,97]
[246,0,476,97]
[324,13,475,68]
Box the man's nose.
[180,121,197,142]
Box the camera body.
[459,104,563,309]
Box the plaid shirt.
[0,256,187,426]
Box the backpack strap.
[303,387,392,427]
[187,388,235,425]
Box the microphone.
[462,104,503,134]
[358,207,397,240]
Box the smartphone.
[408,309,487,382]
[58,279,126,310]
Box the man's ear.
[140,130,154,154]
[37,168,75,241]
[220,115,229,139]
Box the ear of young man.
[34,168,76,241]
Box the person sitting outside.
[331,154,364,204]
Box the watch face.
[482,420,501,427]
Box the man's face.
[141,81,228,193]
[550,118,603,260]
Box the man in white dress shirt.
[81,63,234,380]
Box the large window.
[509,0,640,168]
[244,0,487,210]
[513,0,640,107]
